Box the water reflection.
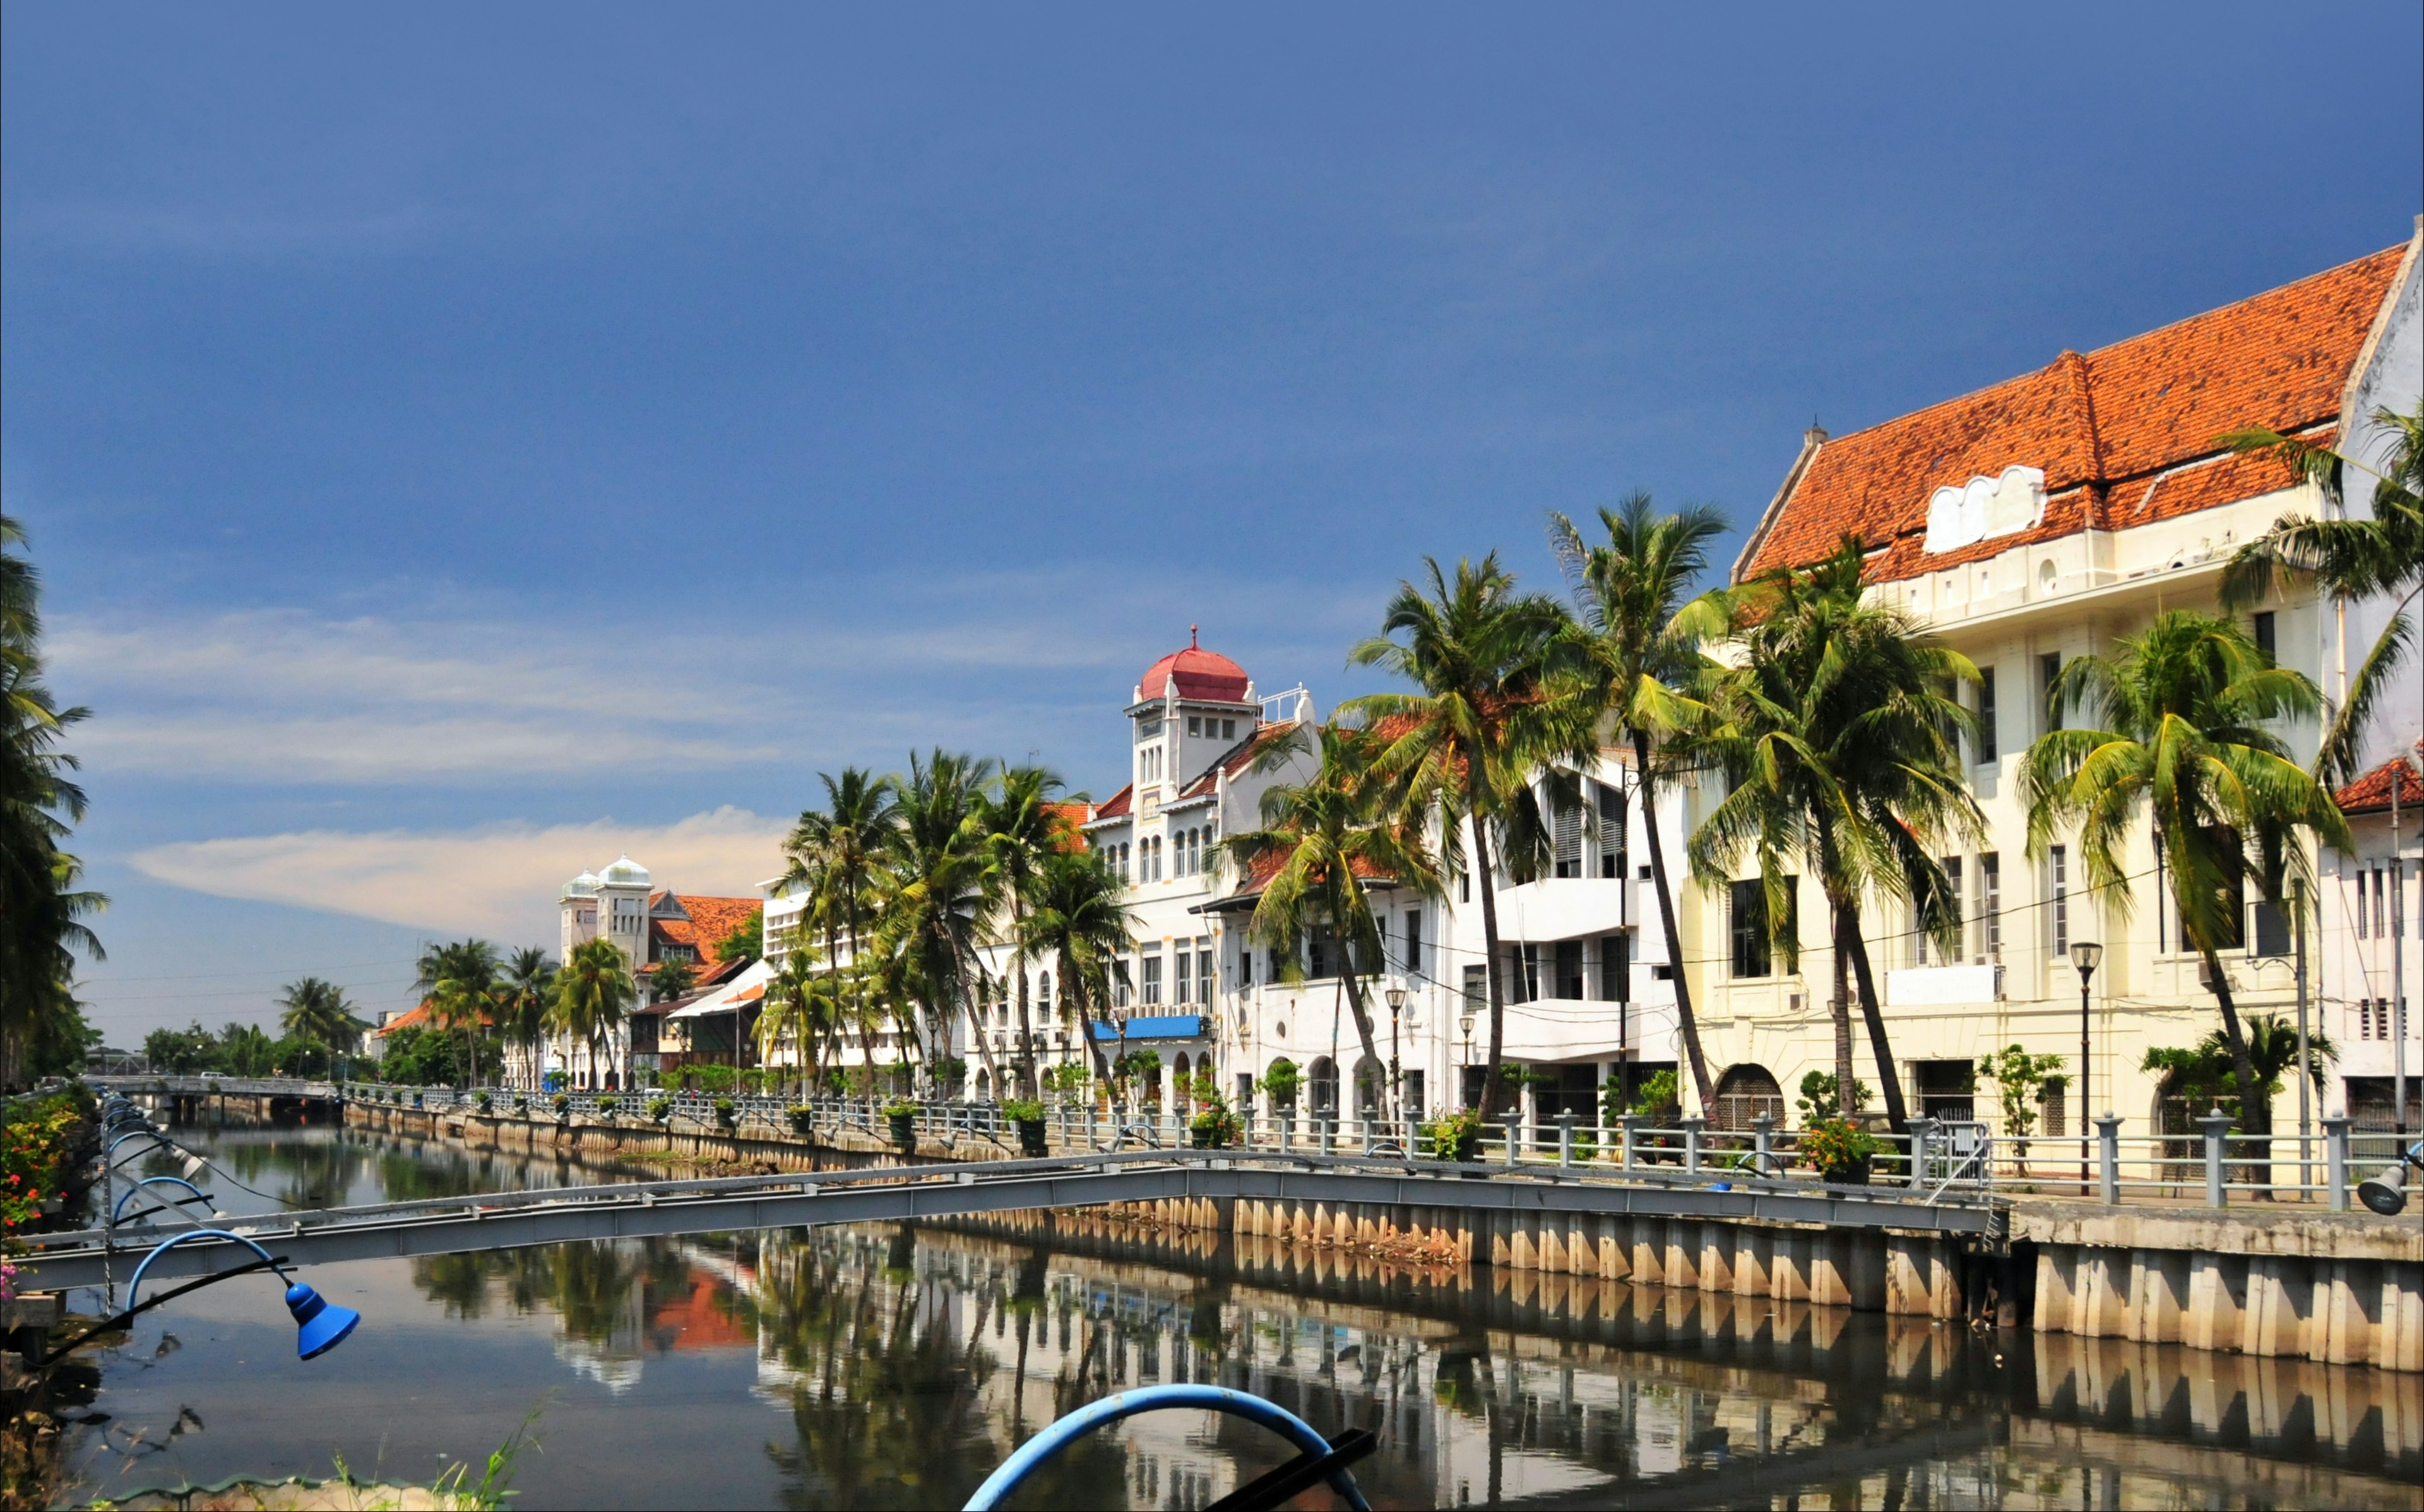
[63,1125,2423,1511]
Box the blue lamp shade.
[286,1282,362,1360]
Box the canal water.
[54,1120,2422,1509]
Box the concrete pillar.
[2319,1260,2380,1367]
[2125,1249,2190,1344]
[1734,1227,1773,1300]
[2185,1252,2249,1354]
[1772,1231,1810,1302]
[2074,1248,2127,1338]
[1885,1235,1932,1316]
[1698,1225,1733,1293]
[2379,1260,2424,1373]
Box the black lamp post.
[2070,940,2103,1192]
[1386,986,1408,1123]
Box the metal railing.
[141,1078,2416,1214]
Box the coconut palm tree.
[414,939,500,1088]
[276,977,369,1063]
[554,936,637,1090]
[782,768,898,1089]
[647,957,698,1005]
[497,948,556,1089]
[1548,494,1736,1115]
[2219,402,2422,785]
[978,764,1075,1099]
[1021,848,1136,1087]
[0,515,104,1086]
[758,942,833,1096]
[2020,610,2351,1149]
[1347,555,1578,1117]
[1689,536,1980,1132]
[879,750,999,1098]
[1220,721,1443,1123]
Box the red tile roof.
[1740,240,2412,584]
[2335,745,2424,816]
[651,895,762,966]
[1138,635,1252,702]
[1091,784,1134,821]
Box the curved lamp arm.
[126,1229,287,1310]
[111,1175,212,1225]
[961,1385,1370,1511]
[107,1128,179,1165]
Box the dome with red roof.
[1139,629,1251,703]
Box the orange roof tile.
[2335,745,2424,816]
[651,895,762,965]
[1741,241,2411,584]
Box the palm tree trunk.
[2200,944,2271,1197]
[1633,731,1718,1116]
[1471,816,1512,1119]
[1340,946,1384,1130]
[1838,903,1913,1131]
[1831,904,1856,1119]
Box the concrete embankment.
[302,1099,2424,1371]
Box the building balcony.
[1495,877,1632,942]
[1883,962,2004,1008]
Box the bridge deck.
[28,1150,1997,1291]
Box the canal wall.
[248,1097,2424,1371]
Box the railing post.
[1680,1117,1704,1176]
[2322,1114,2350,1213]
[2094,1114,2122,1205]
[1279,1113,1294,1153]
[1318,1117,1334,1157]
[1557,1111,1576,1169]
[2197,1107,2233,1208]
[1752,1113,1775,1180]
[1503,1111,1522,1166]
[1620,1114,1644,1171]
[1910,1118,1939,1190]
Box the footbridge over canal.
[30,1147,1997,1297]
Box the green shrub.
[649,1097,674,1123]
[597,1095,621,1116]
[880,1098,919,1119]
[1257,1058,1300,1107]
[1801,1117,1880,1177]
[473,1091,493,1113]
[1001,1097,1046,1122]
[1422,1107,1487,1162]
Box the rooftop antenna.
[1190,624,1199,648]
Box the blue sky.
[5,3,2419,1042]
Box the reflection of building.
[2322,747,2421,1129]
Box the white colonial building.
[1692,224,2422,1142]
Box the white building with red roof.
[1695,223,2421,1142]
[2324,746,2422,1131]
[546,853,763,1089]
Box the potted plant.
[597,1094,621,1120]
[512,1094,528,1116]
[1189,1097,1240,1150]
[551,1092,571,1122]
[1002,1097,1048,1157]
[1422,1107,1487,1164]
[713,1096,738,1130]
[650,1097,675,1125]
[786,1104,815,1137]
[881,1098,919,1150]
[473,1090,493,1114]
[1802,1117,1881,1185]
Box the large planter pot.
[1821,1155,1872,1186]
[788,1113,815,1138]
[1014,1118,1048,1158]
[888,1113,917,1151]
[1190,1124,1219,1150]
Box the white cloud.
[130,807,788,941]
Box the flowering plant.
[1800,1117,1880,1178]
[1422,1107,1487,1163]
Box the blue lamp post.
[113,1231,362,1361]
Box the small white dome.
[599,854,651,887]
[561,870,602,900]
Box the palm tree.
[2020,610,2351,1149]
[978,765,1075,1100]
[554,936,637,1090]
[782,769,897,1092]
[1689,536,1980,1132]
[497,948,556,1089]
[2219,401,2422,785]
[1021,848,1136,1088]
[414,939,500,1088]
[879,750,998,1098]
[276,977,369,1065]
[1220,721,1442,1123]
[0,516,104,1086]
[758,942,833,1096]
[648,957,698,1005]
[1348,555,1578,1117]
[1548,495,1736,1114]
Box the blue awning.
[1091,1015,1209,1042]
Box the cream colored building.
[1683,227,2423,1140]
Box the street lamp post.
[2070,941,2103,1194]
[1459,1012,1475,1110]
[1386,986,1408,1125]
